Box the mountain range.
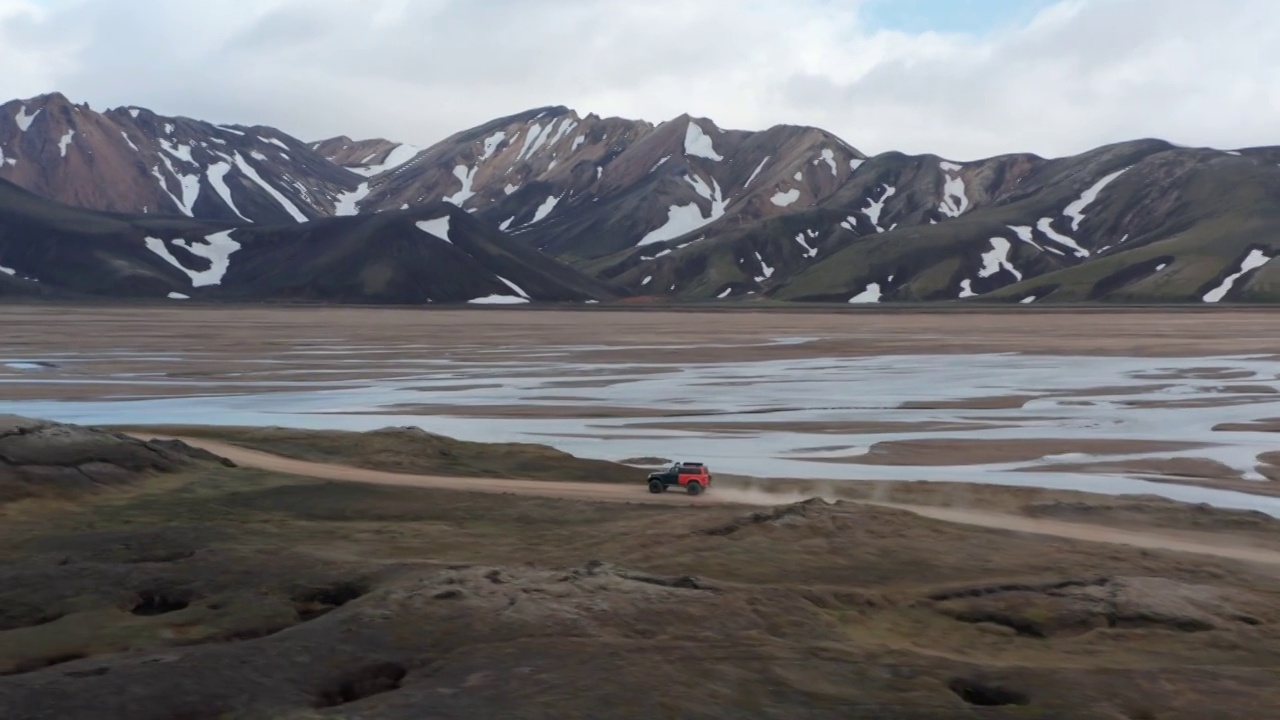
[1,91,1276,305]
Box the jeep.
[647,461,712,495]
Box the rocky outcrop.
[931,576,1274,638]
[0,416,233,502]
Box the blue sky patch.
[861,0,1059,35]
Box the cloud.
[2,0,1278,159]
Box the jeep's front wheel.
[686,481,703,496]
[648,479,664,494]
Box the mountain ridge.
[1,91,1276,305]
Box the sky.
[1,0,1277,160]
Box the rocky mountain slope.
[0,93,364,225]
[315,106,865,263]
[0,178,616,304]
[2,91,1278,304]
[756,140,1280,305]
[614,140,1280,305]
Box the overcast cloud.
[1,0,1277,159]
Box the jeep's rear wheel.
[648,479,664,494]
[686,481,703,496]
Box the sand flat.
[6,305,1280,506]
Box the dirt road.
[156,435,1280,568]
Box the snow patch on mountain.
[958,279,977,298]
[548,118,577,147]
[233,152,308,222]
[152,155,201,217]
[504,183,519,195]
[753,252,774,281]
[745,156,770,187]
[638,175,727,246]
[863,185,896,232]
[848,283,882,304]
[686,173,718,202]
[443,164,478,206]
[262,137,289,151]
[849,158,865,173]
[529,194,563,224]
[144,231,241,287]
[978,238,1022,281]
[1063,167,1130,231]
[159,139,194,164]
[1036,217,1089,258]
[415,216,452,243]
[0,264,15,275]
[57,129,75,157]
[937,162,968,218]
[815,149,837,176]
[1095,233,1133,255]
[684,122,723,161]
[642,275,652,286]
[350,144,421,177]
[334,182,370,216]
[496,275,531,299]
[499,217,515,231]
[1204,249,1272,303]
[14,106,40,131]
[518,121,552,161]
[1007,225,1054,254]
[206,161,249,221]
[119,131,139,152]
[771,188,800,207]
[794,233,818,258]
[651,155,671,172]
[218,125,245,136]
[572,135,586,152]
[469,294,530,305]
[168,292,190,300]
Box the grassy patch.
[113,424,637,483]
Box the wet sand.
[5,305,1280,506]
[2,305,1280,365]
[798,438,1210,467]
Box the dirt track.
[160,435,1280,568]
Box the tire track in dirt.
[154,435,1280,568]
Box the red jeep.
[647,461,712,495]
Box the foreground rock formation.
[0,415,232,502]
[1,423,1279,718]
